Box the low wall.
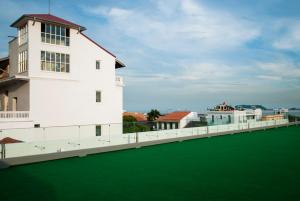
[0,119,296,169]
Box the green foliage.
[123,115,137,122]
[147,109,161,121]
[123,115,150,133]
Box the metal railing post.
[136,132,139,143]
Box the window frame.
[41,23,70,46]
[96,60,101,70]
[41,50,70,73]
[96,91,101,103]
[18,50,28,73]
[96,125,101,136]
[19,24,28,46]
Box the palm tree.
[147,109,161,121]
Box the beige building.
[262,114,284,121]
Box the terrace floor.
[1,125,300,201]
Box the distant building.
[156,111,198,130]
[123,112,147,122]
[262,114,284,121]
[206,102,262,125]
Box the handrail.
[0,111,30,119]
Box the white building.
[206,102,262,126]
[156,111,199,130]
[0,14,125,138]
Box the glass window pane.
[66,28,70,37]
[51,25,55,34]
[56,26,61,35]
[56,36,60,45]
[41,23,45,32]
[46,24,50,33]
[61,54,65,63]
[51,62,55,71]
[56,53,60,62]
[61,37,65,46]
[41,61,45,70]
[41,33,45,42]
[96,125,101,136]
[61,28,66,36]
[56,63,61,72]
[46,34,50,43]
[46,61,51,71]
[51,53,55,62]
[66,64,69,72]
[66,55,69,63]
[41,51,45,60]
[66,37,70,46]
[46,52,50,61]
[51,34,55,44]
[96,91,101,102]
[61,63,65,72]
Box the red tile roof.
[11,14,86,30]
[157,111,191,122]
[0,137,23,144]
[123,112,147,122]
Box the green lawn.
[1,125,300,201]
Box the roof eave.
[10,15,86,31]
[116,59,126,69]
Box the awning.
[115,59,126,69]
[0,75,29,88]
[0,137,23,144]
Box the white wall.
[179,112,198,128]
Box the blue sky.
[1,0,300,112]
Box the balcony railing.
[115,76,124,86]
[0,111,30,121]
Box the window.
[96,91,101,102]
[96,125,101,136]
[19,24,28,45]
[96,60,101,69]
[18,50,28,73]
[41,23,70,46]
[41,51,70,72]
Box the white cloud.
[257,75,282,81]
[257,61,300,78]
[272,20,300,51]
[83,0,260,51]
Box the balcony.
[115,76,124,87]
[0,111,30,122]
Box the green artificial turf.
[1,126,300,201]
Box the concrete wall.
[8,38,19,76]
[0,81,29,111]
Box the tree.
[123,115,150,133]
[147,109,161,121]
